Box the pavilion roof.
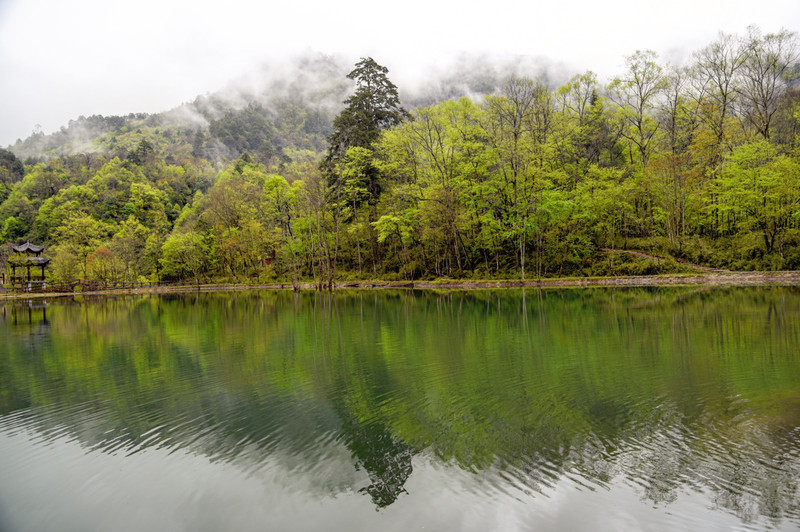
[12,241,44,254]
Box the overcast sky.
[0,0,798,147]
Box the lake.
[1,287,799,531]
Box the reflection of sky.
[0,427,363,532]
[0,426,752,532]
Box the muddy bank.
[406,271,800,289]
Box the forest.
[1,27,799,286]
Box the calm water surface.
[1,287,799,531]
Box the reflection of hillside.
[1,289,799,520]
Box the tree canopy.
[323,57,409,168]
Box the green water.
[1,287,799,531]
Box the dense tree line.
[2,28,800,286]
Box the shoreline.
[2,271,800,300]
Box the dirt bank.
[2,271,799,301]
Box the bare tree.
[556,71,598,127]
[692,32,744,163]
[608,50,666,169]
[737,26,800,140]
[656,65,699,248]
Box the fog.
[1,0,798,146]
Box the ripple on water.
[1,288,800,530]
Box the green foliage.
[0,148,25,183]
[108,216,151,283]
[159,231,208,282]
[2,31,800,281]
[590,250,690,276]
[126,139,155,165]
[53,214,114,277]
[322,58,409,200]
[718,141,800,260]
[209,103,280,163]
[2,216,27,241]
[327,57,408,154]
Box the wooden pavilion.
[6,241,50,290]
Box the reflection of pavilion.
[6,241,50,291]
[2,299,49,328]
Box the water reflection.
[1,288,800,529]
[2,299,49,332]
[343,416,416,508]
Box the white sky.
[0,0,798,147]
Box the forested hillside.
[2,29,799,286]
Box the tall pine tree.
[322,57,408,200]
[326,58,408,156]
[321,58,408,287]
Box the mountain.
[5,52,568,165]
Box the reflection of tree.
[326,293,417,509]
[339,415,416,509]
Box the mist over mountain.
[5,52,566,163]
[401,52,570,108]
